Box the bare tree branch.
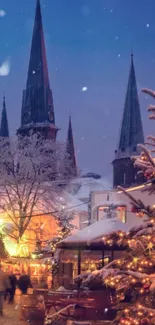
[0,134,75,255]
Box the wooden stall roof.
[57,219,129,251]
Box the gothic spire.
[0,96,9,137]
[116,53,144,158]
[26,0,49,90]
[18,0,58,138]
[64,116,77,178]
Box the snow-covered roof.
[60,219,130,244]
[68,177,112,201]
[66,193,88,212]
[96,200,126,206]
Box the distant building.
[0,0,77,180]
[90,185,150,227]
[67,174,112,228]
[0,1,147,240]
[0,1,145,190]
[0,97,9,138]
[112,54,144,188]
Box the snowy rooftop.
[67,176,112,201]
[66,192,88,212]
[59,219,130,245]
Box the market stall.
[1,256,52,288]
[56,219,129,289]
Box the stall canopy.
[57,219,130,250]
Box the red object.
[143,283,150,289]
[140,318,150,325]
[131,206,138,213]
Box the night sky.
[0,0,155,179]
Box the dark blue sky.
[0,0,155,178]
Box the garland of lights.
[113,305,155,325]
[75,87,155,325]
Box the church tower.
[64,116,77,178]
[0,96,9,137]
[112,54,144,188]
[17,0,58,139]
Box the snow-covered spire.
[0,96,9,137]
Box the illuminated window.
[97,205,126,223]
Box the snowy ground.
[0,295,112,325]
[0,302,112,325]
[0,291,26,325]
[0,302,24,325]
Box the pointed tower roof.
[64,116,77,178]
[115,53,144,159]
[26,0,49,89]
[0,96,9,137]
[18,0,57,137]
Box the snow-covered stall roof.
[58,219,130,245]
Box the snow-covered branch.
[142,88,155,98]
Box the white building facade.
[90,184,153,229]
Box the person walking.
[18,273,33,295]
[8,272,17,303]
[0,267,10,315]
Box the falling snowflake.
[0,9,6,17]
[146,23,150,28]
[115,36,119,40]
[81,86,88,92]
[118,54,121,58]
[32,70,36,74]
[0,59,10,76]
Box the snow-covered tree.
[0,134,75,256]
[76,88,155,325]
